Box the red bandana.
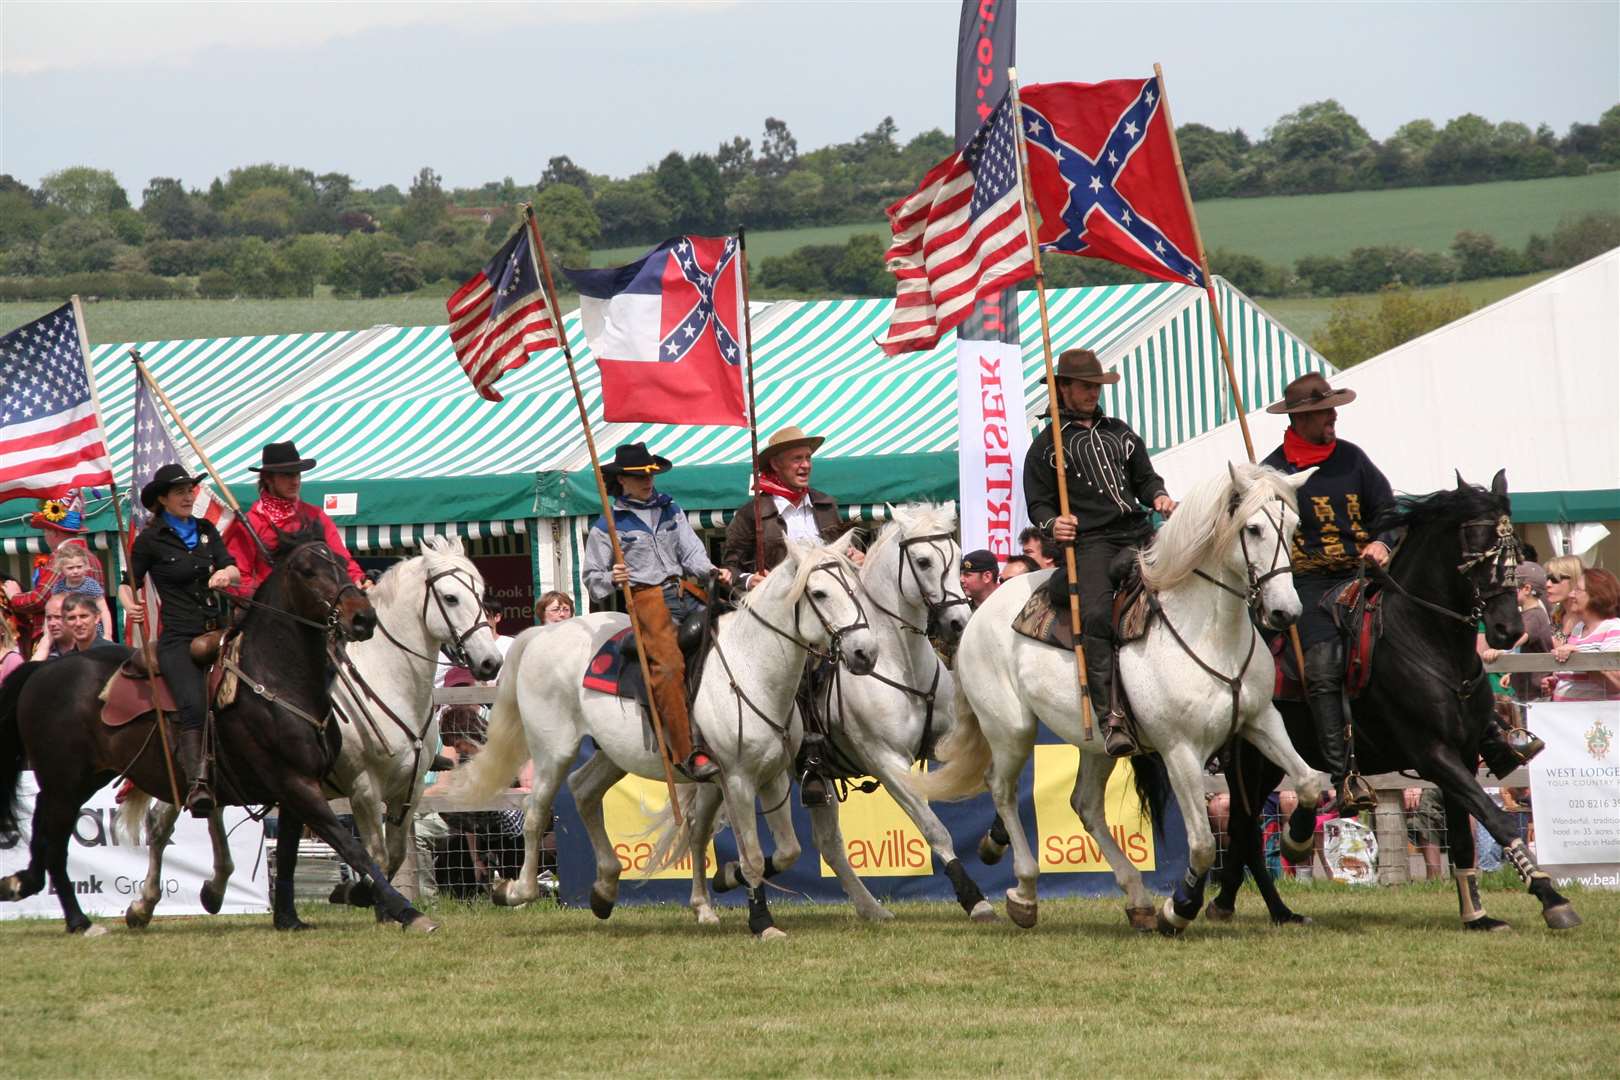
[756,472,809,509]
[1283,427,1336,469]
[257,494,304,534]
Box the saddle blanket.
[1009,580,1150,652]
[583,628,641,701]
[1271,581,1382,701]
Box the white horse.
[913,462,1324,935]
[118,536,503,926]
[455,538,878,939]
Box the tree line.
[0,101,1615,303]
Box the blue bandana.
[162,511,200,550]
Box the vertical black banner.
[955,0,1019,344]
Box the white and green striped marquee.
[0,278,1328,577]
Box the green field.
[2,882,1614,1077]
[593,220,892,267]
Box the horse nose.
[351,608,377,640]
[1268,609,1297,630]
[476,655,502,681]
[848,644,876,675]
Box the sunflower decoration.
[39,498,68,524]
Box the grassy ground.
[1261,271,1556,342]
[594,220,891,266]
[3,880,1614,1078]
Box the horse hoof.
[0,874,21,901]
[1542,904,1582,931]
[1273,912,1314,928]
[403,913,439,935]
[84,924,110,939]
[978,835,1007,866]
[346,880,376,908]
[125,903,153,930]
[858,904,896,922]
[969,900,998,923]
[1127,905,1159,932]
[200,882,223,915]
[327,882,351,905]
[1156,898,1190,937]
[1005,892,1037,929]
[694,907,720,926]
[589,887,615,920]
[1463,915,1512,932]
[490,879,511,907]
[1280,835,1314,868]
[274,916,312,932]
[754,926,788,942]
[1203,902,1234,924]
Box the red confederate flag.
[1020,79,1205,288]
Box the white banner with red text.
[955,337,1030,563]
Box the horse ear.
[1455,469,1469,491]
[1285,465,1319,489]
[1490,469,1508,499]
[1228,461,1250,494]
[827,530,858,559]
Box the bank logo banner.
[818,765,931,878]
[1033,745,1156,873]
[600,774,718,882]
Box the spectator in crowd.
[1479,562,1555,700]
[1018,526,1056,569]
[55,594,105,656]
[538,590,575,624]
[47,544,113,639]
[1547,567,1620,701]
[0,617,23,684]
[959,549,1000,608]
[29,594,71,660]
[1000,554,1040,580]
[1404,787,1447,881]
[1544,555,1585,643]
[482,593,516,660]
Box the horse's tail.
[0,662,44,836]
[116,788,154,846]
[641,784,701,877]
[451,635,534,803]
[908,681,991,802]
[1131,751,1170,844]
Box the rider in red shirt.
[226,441,368,597]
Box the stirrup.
[185,782,216,818]
[1504,727,1545,765]
[799,770,831,808]
[1338,773,1375,815]
[676,752,720,783]
[1102,711,1139,758]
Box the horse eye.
[1246,524,1262,536]
[916,558,932,569]
[444,595,459,605]
[811,589,828,600]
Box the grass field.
[593,220,893,266]
[3,880,1615,1077]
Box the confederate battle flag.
[563,236,748,427]
[1020,79,1205,288]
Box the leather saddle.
[98,633,234,728]
[1271,578,1384,701]
[581,596,727,713]
[1011,547,1149,652]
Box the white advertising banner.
[955,337,1030,564]
[1528,701,1620,888]
[0,772,271,921]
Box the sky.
[3,0,1617,196]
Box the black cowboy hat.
[1265,372,1357,414]
[601,442,672,476]
[1054,348,1121,385]
[141,463,206,511]
[249,440,318,474]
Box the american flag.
[446,224,560,402]
[877,90,1035,354]
[128,371,235,535]
[0,303,115,500]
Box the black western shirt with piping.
[129,517,235,636]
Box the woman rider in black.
[130,464,241,815]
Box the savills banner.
[955,0,1029,562]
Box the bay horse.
[1211,470,1582,931]
[0,527,438,934]
[914,463,1323,935]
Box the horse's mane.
[863,503,958,571]
[1139,463,1300,592]
[267,519,329,565]
[368,535,472,610]
[1372,482,1502,537]
[735,540,855,611]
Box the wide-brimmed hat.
[757,425,825,470]
[1054,349,1120,385]
[141,463,206,511]
[249,440,318,474]
[29,489,87,534]
[601,442,671,476]
[1266,372,1357,414]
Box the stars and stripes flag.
[0,303,115,500]
[446,223,561,402]
[128,372,235,535]
[1020,79,1205,287]
[563,235,748,427]
[877,90,1036,354]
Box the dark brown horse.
[0,528,438,934]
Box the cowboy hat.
[601,442,672,476]
[757,425,825,470]
[1054,349,1120,385]
[28,490,88,534]
[140,463,206,511]
[1266,372,1357,414]
[249,440,318,473]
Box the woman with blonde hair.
[1544,554,1584,643]
[0,617,23,684]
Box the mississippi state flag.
[563,236,748,427]
[1021,79,1205,287]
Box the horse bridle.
[227,542,366,637]
[1195,490,1295,626]
[745,557,872,662]
[1377,511,1522,627]
[868,531,973,637]
[372,563,492,670]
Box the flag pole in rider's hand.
[1155,62,1310,685]
[70,296,184,810]
[737,227,766,577]
[523,205,683,824]
[1007,71,1095,740]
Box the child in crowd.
[48,545,112,639]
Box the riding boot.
[1303,641,1373,815]
[176,726,215,818]
[1101,654,1139,758]
[797,732,831,807]
[1478,714,1544,779]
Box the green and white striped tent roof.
[0,278,1329,552]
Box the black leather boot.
[1478,714,1544,778]
[1101,666,1139,758]
[1304,642,1373,814]
[176,727,215,818]
[797,732,831,807]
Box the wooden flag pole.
[1007,72,1095,740]
[1155,63,1308,682]
[523,206,683,823]
[737,227,766,577]
[70,297,183,810]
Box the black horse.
[1210,470,1580,931]
[0,529,438,934]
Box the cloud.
[1,0,727,76]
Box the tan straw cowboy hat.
[757,426,825,470]
[1054,348,1120,385]
[1265,372,1357,414]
